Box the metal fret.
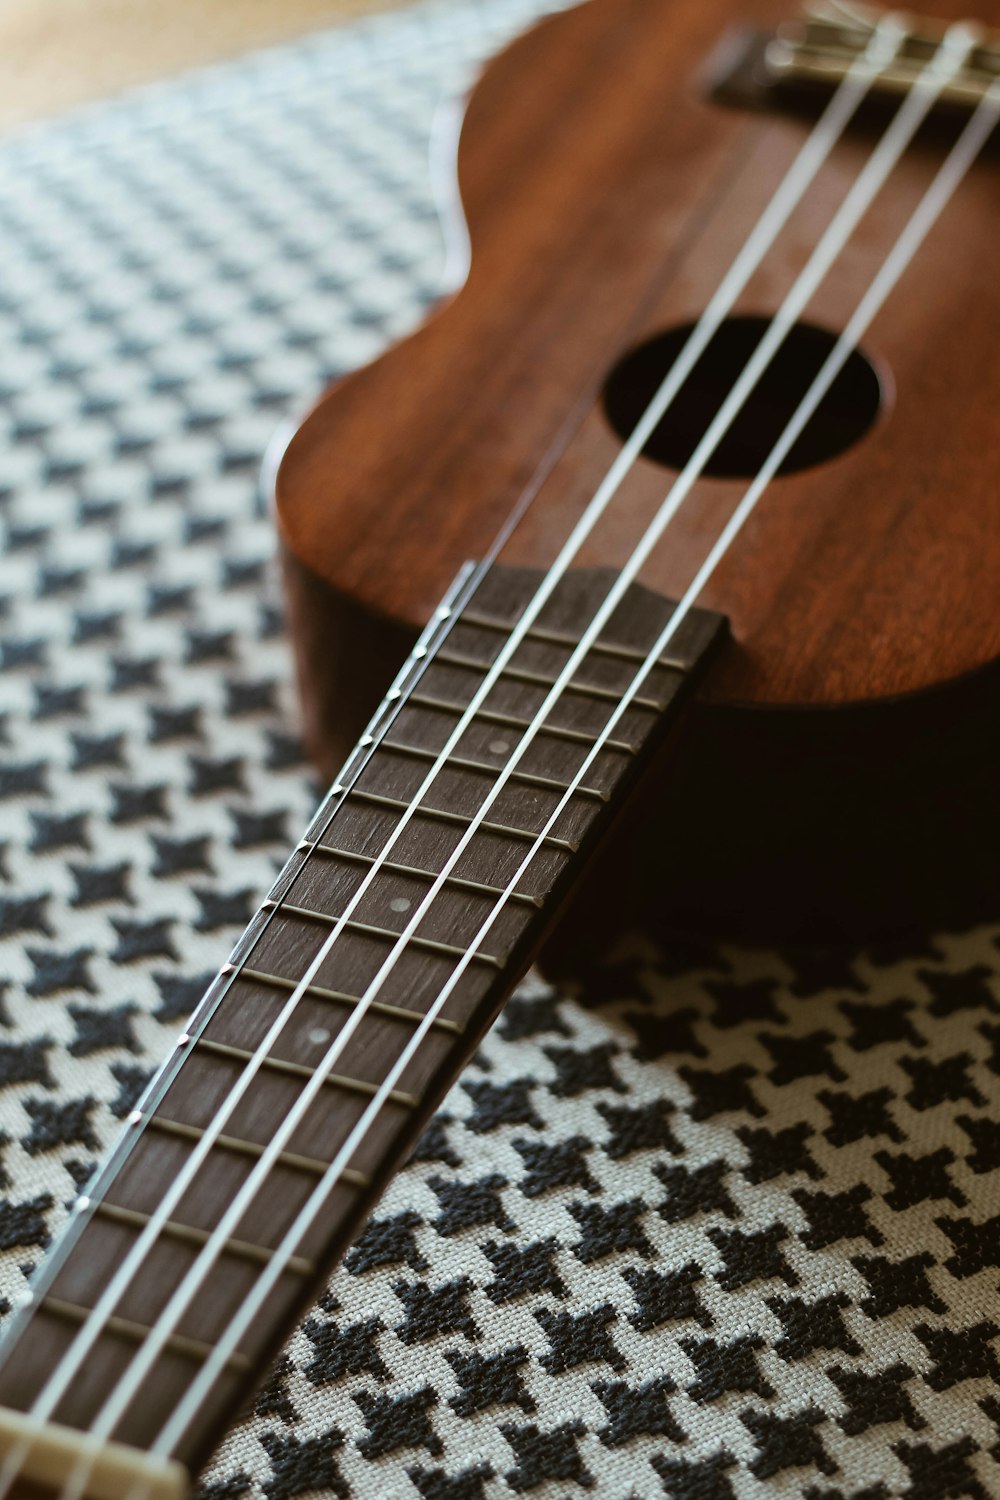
[300,841,544,910]
[261,898,503,969]
[191,1036,421,1109]
[142,1111,372,1185]
[345,786,580,853]
[0,565,726,1465]
[381,739,609,803]
[458,608,688,672]
[92,1199,314,1278]
[435,647,667,713]
[408,692,639,754]
[38,1296,251,1374]
[231,962,467,1036]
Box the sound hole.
[602,315,884,478]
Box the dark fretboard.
[0,563,725,1489]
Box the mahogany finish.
[2,2,999,1492]
[275,0,1000,939]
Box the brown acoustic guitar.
[0,1,997,1496]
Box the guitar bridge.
[707,2,1000,122]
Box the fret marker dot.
[390,896,411,914]
[489,739,510,755]
[308,1027,331,1047]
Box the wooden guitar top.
[274,0,1000,714]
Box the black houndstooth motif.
[0,1,998,1496]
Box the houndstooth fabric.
[0,2,998,1495]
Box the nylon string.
[78,21,981,1483]
[148,58,1000,1472]
[0,18,904,1486]
[36,21,981,1495]
[0,14,982,1497]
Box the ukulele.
[0,1,997,1496]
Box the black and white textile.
[0,2,998,1495]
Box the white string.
[0,23,903,1489]
[45,23,984,1495]
[149,64,1000,1466]
[5,21,975,1498]
[58,20,979,1484]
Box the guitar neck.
[0,563,724,1494]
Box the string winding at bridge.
[0,5,996,1498]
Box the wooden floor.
[0,0,406,132]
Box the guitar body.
[5,4,1000,1493]
[273,0,1000,947]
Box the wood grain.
[274,0,1000,940]
[275,0,1000,710]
